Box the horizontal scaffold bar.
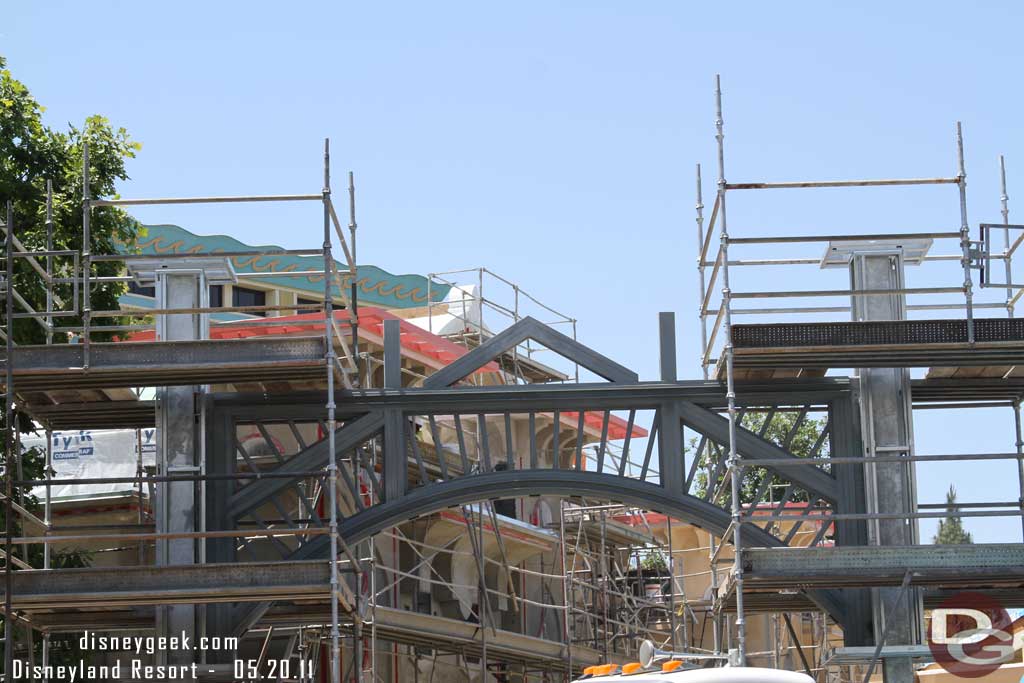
[728,231,961,244]
[725,177,960,190]
[90,194,322,206]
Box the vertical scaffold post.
[695,164,709,380]
[1000,156,1014,317]
[559,500,573,681]
[572,318,580,382]
[3,201,15,680]
[42,426,52,673]
[956,122,974,343]
[45,180,53,346]
[666,514,679,652]
[81,142,92,367]
[348,171,361,383]
[43,182,55,681]
[714,74,746,665]
[1015,400,1024,542]
[322,138,342,683]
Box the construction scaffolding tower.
[696,74,1024,681]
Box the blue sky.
[5,1,1023,542]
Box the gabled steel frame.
[201,363,866,646]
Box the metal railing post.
[3,201,15,680]
[45,180,53,346]
[956,122,975,343]
[695,163,709,380]
[82,142,91,366]
[1000,155,1014,317]
[322,138,341,683]
[1015,400,1024,542]
[715,74,746,666]
[348,171,361,383]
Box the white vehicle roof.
[575,667,814,683]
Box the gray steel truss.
[200,320,856,646]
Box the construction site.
[1,73,1023,683]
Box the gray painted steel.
[423,316,638,387]
[228,411,384,518]
[2,560,335,609]
[743,544,1024,588]
[7,336,326,390]
[678,401,839,502]
[852,252,919,683]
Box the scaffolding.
[0,139,368,682]
[425,266,580,383]
[0,144,679,683]
[2,79,1024,683]
[694,74,1024,679]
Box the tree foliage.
[933,484,973,545]
[1,54,142,346]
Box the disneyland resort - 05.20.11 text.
[9,631,241,681]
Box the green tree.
[693,410,829,504]
[1,54,142,346]
[1,53,139,667]
[933,485,973,545]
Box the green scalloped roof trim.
[120,224,450,308]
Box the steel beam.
[227,411,384,519]
[743,544,1024,589]
[678,401,839,502]
[828,389,872,647]
[423,316,637,387]
[209,378,853,418]
[335,470,845,621]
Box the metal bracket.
[979,223,1024,287]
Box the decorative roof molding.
[121,224,451,308]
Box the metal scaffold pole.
[1015,400,1024,542]
[714,74,746,666]
[664,515,676,650]
[559,500,573,681]
[43,181,54,675]
[370,534,378,683]
[348,171,361,383]
[353,552,363,683]
[999,156,1024,542]
[3,201,14,680]
[323,138,342,683]
[45,181,53,346]
[956,122,975,343]
[82,142,91,367]
[695,164,709,380]
[999,156,1014,317]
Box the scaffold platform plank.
[724,318,1024,377]
[4,336,327,391]
[911,377,1024,403]
[27,399,157,430]
[741,544,1024,589]
[0,559,351,611]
